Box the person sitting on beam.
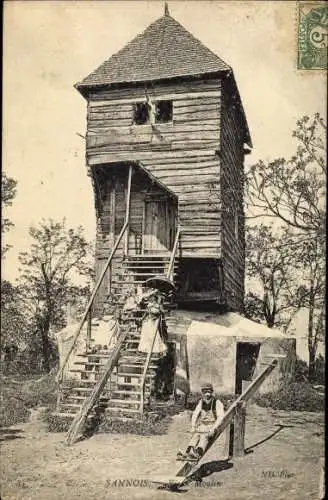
[177,382,224,461]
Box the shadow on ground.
[245,424,294,453]
[190,459,233,482]
[0,428,25,442]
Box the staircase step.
[77,353,112,358]
[117,363,157,369]
[113,272,178,280]
[112,390,143,396]
[63,379,97,386]
[113,280,169,285]
[105,407,141,414]
[125,256,171,260]
[67,387,109,393]
[118,358,158,367]
[116,381,150,388]
[122,268,177,273]
[73,361,105,366]
[116,372,154,379]
[51,412,76,419]
[108,399,141,407]
[66,394,109,400]
[70,363,105,375]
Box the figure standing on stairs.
[137,288,168,356]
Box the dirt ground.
[0,404,324,500]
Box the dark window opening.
[134,102,150,125]
[235,342,261,395]
[155,100,173,123]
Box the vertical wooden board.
[220,81,245,311]
[233,402,246,457]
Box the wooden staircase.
[55,254,180,425]
[111,254,180,307]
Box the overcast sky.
[3,0,326,283]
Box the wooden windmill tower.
[55,6,252,429]
[75,6,252,315]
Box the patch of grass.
[254,381,325,412]
[21,371,58,409]
[99,413,169,436]
[43,410,73,432]
[0,371,59,427]
[99,404,182,436]
[0,391,31,427]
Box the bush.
[255,381,324,412]
[43,410,73,432]
[21,370,58,409]
[294,358,309,382]
[314,354,325,385]
[0,391,31,427]
[0,371,58,427]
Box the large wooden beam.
[233,401,246,457]
[174,358,278,479]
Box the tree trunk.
[39,315,51,373]
[307,283,316,382]
[308,345,316,382]
[263,292,276,328]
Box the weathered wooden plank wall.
[86,78,222,258]
[92,167,178,313]
[220,79,245,311]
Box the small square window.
[155,100,173,123]
[133,102,150,125]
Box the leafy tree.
[293,235,325,381]
[0,280,30,356]
[246,113,325,236]
[244,224,303,329]
[1,172,17,256]
[18,219,93,372]
[245,114,326,378]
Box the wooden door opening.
[235,342,260,395]
[143,196,176,254]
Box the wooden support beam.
[233,401,246,457]
[86,310,92,351]
[124,164,133,256]
[174,359,278,480]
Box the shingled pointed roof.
[76,13,231,90]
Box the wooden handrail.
[139,318,160,416]
[57,164,133,382]
[139,228,180,415]
[65,322,132,445]
[167,226,180,281]
[57,220,129,381]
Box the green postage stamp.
[297,2,328,69]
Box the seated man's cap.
[201,382,213,391]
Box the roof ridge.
[76,13,230,89]
[162,14,231,71]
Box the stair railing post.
[86,308,92,351]
[57,168,134,383]
[124,164,133,257]
[140,317,160,417]
[166,226,180,280]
